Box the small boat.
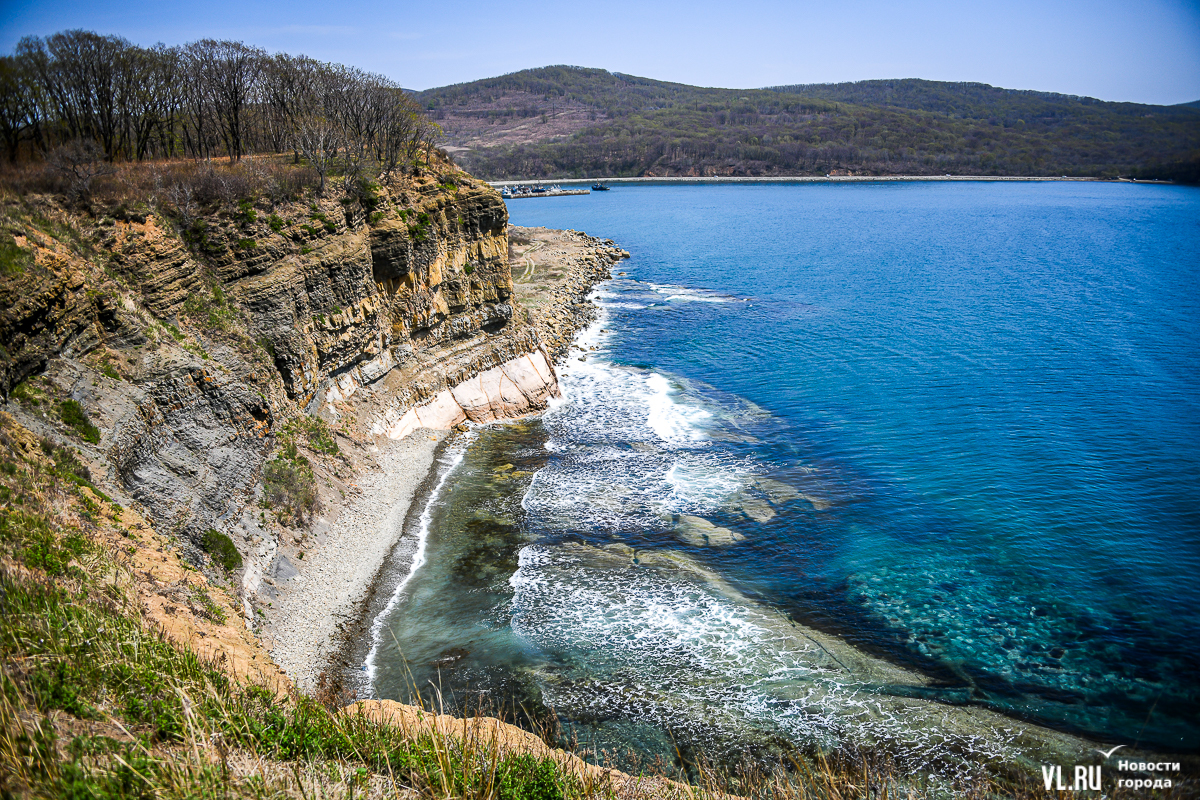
[592,183,610,191]
[501,187,512,198]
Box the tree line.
[0,30,441,191]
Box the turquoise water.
[371,182,1200,761]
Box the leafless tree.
[49,138,115,199]
[0,28,446,186]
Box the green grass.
[0,413,601,800]
[10,379,45,407]
[201,528,243,573]
[0,567,595,800]
[286,415,339,456]
[0,234,32,276]
[59,400,100,444]
[181,284,237,332]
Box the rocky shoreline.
[262,224,629,693]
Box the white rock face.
[372,348,559,440]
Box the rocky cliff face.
[0,162,561,572]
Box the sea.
[366,181,1200,771]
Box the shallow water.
[370,182,1200,762]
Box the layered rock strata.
[0,165,624,608]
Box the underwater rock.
[754,477,802,504]
[673,514,745,547]
[730,491,776,522]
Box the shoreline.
[268,225,627,695]
[489,174,1126,187]
[261,221,1200,781]
[262,429,447,692]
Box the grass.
[201,528,243,573]
[59,399,100,444]
[181,282,238,334]
[0,412,609,800]
[0,234,32,276]
[0,563,601,800]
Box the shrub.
[181,285,236,332]
[237,238,257,250]
[201,528,242,573]
[11,379,43,406]
[288,415,339,456]
[59,400,100,444]
[262,441,316,527]
[236,198,257,226]
[267,214,284,232]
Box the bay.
[369,182,1200,765]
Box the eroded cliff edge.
[0,158,627,628]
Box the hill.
[415,68,1200,181]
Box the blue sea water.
[371,182,1200,760]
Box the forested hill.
[414,67,1200,182]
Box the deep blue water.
[372,182,1200,759]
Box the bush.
[201,528,243,572]
[11,379,43,406]
[59,400,100,444]
[267,214,284,232]
[181,285,236,332]
[287,416,339,456]
[262,441,316,527]
[236,198,257,226]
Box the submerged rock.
[754,477,802,504]
[673,514,745,547]
[730,491,776,523]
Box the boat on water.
[592,182,610,191]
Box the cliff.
[0,158,624,609]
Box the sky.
[1,0,1199,105]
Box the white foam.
[507,543,1020,780]
[363,439,469,686]
[645,373,710,445]
[665,460,745,506]
[649,283,735,303]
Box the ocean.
[367,181,1200,769]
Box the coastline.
[489,174,1116,187]
[261,429,447,691]
[266,224,628,694]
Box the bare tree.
[49,138,115,199]
[0,28,447,180]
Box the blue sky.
[2,0,1199,105]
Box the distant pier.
[506,188,590,199]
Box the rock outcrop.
[0,161,624,595]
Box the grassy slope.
[0,407,613,800]
[416,68,1200,180]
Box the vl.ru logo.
[1041,746,1120,792]
[1041,764,1102,791]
